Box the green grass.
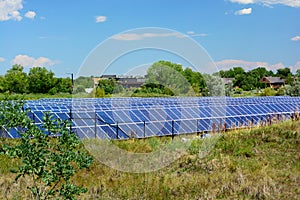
[0,120,299,199]
[0,92,93,100]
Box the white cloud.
[229,0,300,8]
[261,0,300,7]
[112,32,184,41]
[235,7,252,15]
[25,11,36,19]
[187,31,208,37]
[0,57,5,62]
[95,15,107,23]
[291,35,300,41]
[0,0,23,21]
[230,0,254,4]
[12,55,55,67]
[291,61,300,72]
[214,59,267,71]
[213,59,300,73]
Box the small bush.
[1,101,93,200]
[260,87,276,96]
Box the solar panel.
[4,96,300,139]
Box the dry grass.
[0,120,299,199]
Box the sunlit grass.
[1,120,299,199]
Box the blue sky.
[0,0,299,77]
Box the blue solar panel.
[4,96,300,139]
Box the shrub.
[48,87,58,95]
[74,85,86,93]
[1,101,93,200]
[260,87,276,96]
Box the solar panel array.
[3,96,300,139]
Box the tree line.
[218,66,296,90]
[1,62,299,97]
[134,61,300,96]
[90,60,300,97]
[0,65,72,94]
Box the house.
[93,75,117,88]
[100,75,117,79]
[93,75,145,88]
[259,77,285,89]
[117,77,145,88]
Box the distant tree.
[48,87,58,95]
[183,68,205,95]
[74,85,86,93]
[285,74,294,85]
[250,67,274,78]
[276,68,292,79]
[284,78,300,96]
[296,69,300,78]
[4,64,28,93]
[53,78,72,94]
[234,87,243,94]
[232,67,245,76]
[276,87,285,96]
[138,83,174,96]
[0,76,6,92]
[292,83,300,96]
[220,67,245,78]
[146,61,190,95]
[260,87,276,96]
[202,74,224,96]
[28,67,55,93]
[97,79,122,95]
[155,60,184,73]
[75,76,94,88]
[247,67,274,89]
[218,66,275,91]
[90,87,105,97]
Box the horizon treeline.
[1,61,299,96]
[0,64,72,94]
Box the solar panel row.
[2,96,300,139]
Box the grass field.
[0,120,299,199]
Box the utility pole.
[66,73,74,93]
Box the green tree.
[260,87,276,96]
[249,67,274,78]
[248,67,273,89]
[286,80,300,96]
[28,67,55,93]
[138,83,174,96]
[233,73,247,89]
[2,101,93,199]
[74,76,94,88]
[296,69,300,78]
[276,67,292,79]
[98,79,119,95]
[95,87,105,97]
[183,68,205,95]
[146,61,190,95]
[4,64,28,93]
[0,76,6,92]
[74,85,86,93]
[0,98,29,137]
[53,78,72,94]
[220,67,245,78]
[202,74,225,96]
